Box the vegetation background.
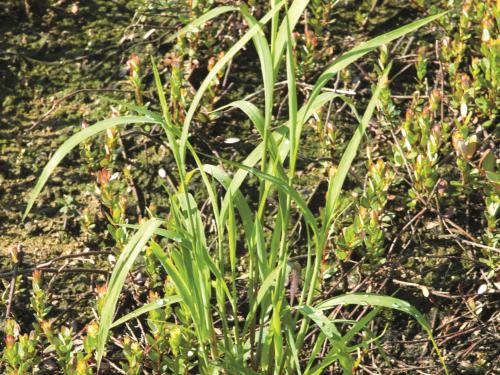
[0,0,498,374]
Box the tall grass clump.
[24,1,448,373]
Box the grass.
[23,1,448,373]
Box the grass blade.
[219,157,319,236]
[110,296,182,328]
[300,12,446,125]
[167,6,237,43]
[242,264,282,335]
[273,0,311,73]
[179,2,284,166]
[316,293,449,374]
[323,65,391,231]
[96,218,162,368]
[23,116,160,220]
[214,100,265,137]
[296,305,354,374]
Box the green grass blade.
[104,98,164,123]
[308,351,338,375]
[218,91,341,225]
[214,100,265,137]
[316,293,449,374]
[151,58,172,125]
[23,116,160,220]
[201,164,254,236]
[284,4,299,177]
[220,358,261,375]
[240,5,276,186]
[167,6,237,43]
[119,224,188,245]
[317,293,427,329]
[342,307,380,344]
[219,157,319,236]
[96,218,162,368]
[242,264,282,335]
[300,12,446,125]
[304,332,327,374]
[240,7,274,128]
[273,0,311,73]
[296,305,354,374]
[179,2,284,166]
[322,65,390,231]
[297,69,390,356]
[150,242,198,319]
[283,311,302,375]
[110,296,182,328]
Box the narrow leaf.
[96,219,162,368]
[23,116,160,220]
[110,296,182,328]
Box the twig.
[0,267,109,279]
[387,207,427,257]
[118,132,146,218]
[47,260,71,292]
[443,218,478,243]
[390,63,415,83]
[393,279,451,298]
[391,94,428,99]
[0,250,112,279]
[28,88,133,130]
[35,250,113,269]
[435,40,445,124]
[439,236,499,254]
[105,358,127,374]
[222,58,232,89]
[5,244,22,319]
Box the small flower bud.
[86,321,99,338]
[106,127,115,139]
[110,106,120,118]
[148,290,159,302]
[97,168,111,186]
[359,206,367,218]
[437,179,448,196]
[40,320,52,334]
[460,73,471,90]
[422,106,431,119]
[126,53,140,77]
[119,195,127,212]
[431,124,442,138]
[5,335,15,349]
[9,245,18,263]
[429,89,441,111]
[460,101,468,119]
[481,19,492,43]
[481,28,490,43]
[95,284,107,298]
[305,30,318,48]
[417,46,426,58]
[33,269,42,284]
[405,108,414,123]
[207,56,216,72]
[461,1,471,17]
